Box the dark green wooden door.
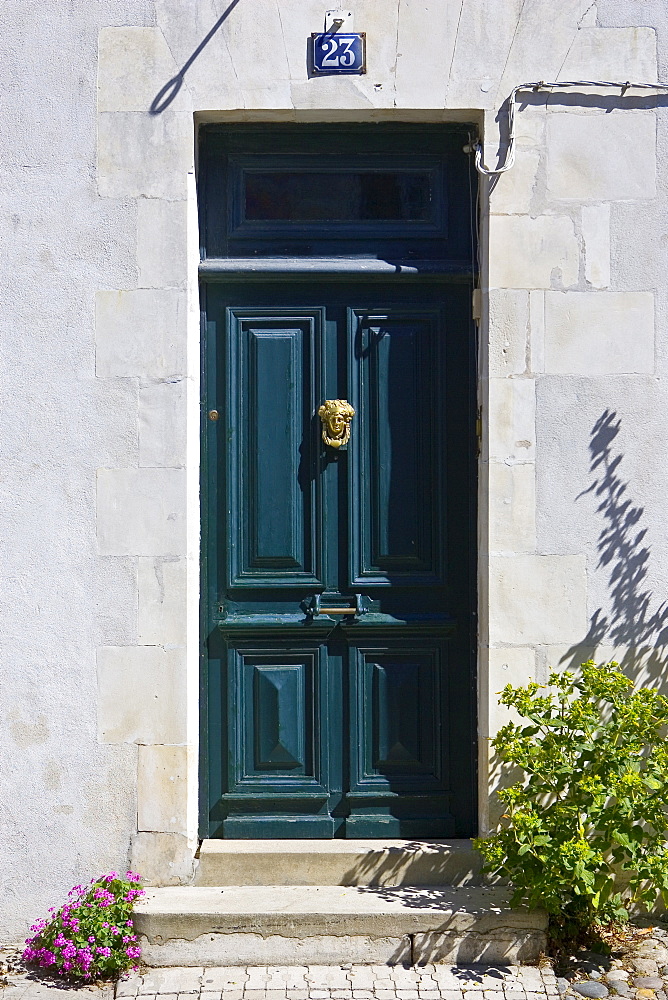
[202,279,476,837]
[200,125,477,839]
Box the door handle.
[303,594,368,619]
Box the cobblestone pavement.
[1,962,560,1000]
[0,965,559,1000]
[116,963,559,1000]
[4,923,668,1000]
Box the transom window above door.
[198,123,476,263]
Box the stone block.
[140,968,204,994]
[166,0,295,104]
[98,111,193,200]
[489,216,579,289]
[97,645,187,744]
[139,379,187,468]
[609,202,667,306]
[98,27,186,114]
[94,555,139,647]
[541,645,668,695]
[489,149,540,216]
[195,838,483,888]
[487,461,536,553]
[137,744,192,833]
[97,468,186,556]
[558,28,657,84]
[488,554,587,645]
[547,113,656,201]
[96,289,186,379]
[131,832,196,885]
[488,290,529,377]
[138,557,187,646]
[138,931,412,967]
[412,929,545,964]
[544,291,654,375]
[447,0,529,110]
[201,970,250,990]
[137,199,188,290]
[529,291,545,374]
[582,205,610,289]
[487,378,535,464]
[289,77,380,113]
[481,646,536,737]
[496,0,608,96]
[514,111,546,150]
[311,970,350,989]
[116,974,143,997]
[394,1,455,109]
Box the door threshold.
[195,838,483,887]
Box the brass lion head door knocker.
[318,399,355,449]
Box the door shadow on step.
[340,841,483,889]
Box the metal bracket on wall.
[325,9,354,31]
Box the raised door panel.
[229,643,329,790]
[348,307,445,587]
[254,665,306,770]
[349,641,448,791]
[227,308,324,588]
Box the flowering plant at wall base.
[23,872,144,980]
[474,662,668,952]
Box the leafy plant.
[23,872,144,980]
[475,661,668,945]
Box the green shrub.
[475,661,668,944]
[23,872,144,980]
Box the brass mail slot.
[304,593,368,618]
[317,607,358,614]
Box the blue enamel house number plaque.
[311,32,366,75]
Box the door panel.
[349,307,444,587]
[251,661,310,772]
[204,279,475,838]
[215,637,337,839]
[356,643,445,780]
[227,308,324,588]
[232,642,328,786]
[346,637,454,838]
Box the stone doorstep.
[134,886,547,968]
[195,841,485,889]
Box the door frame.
[198,122,479,839]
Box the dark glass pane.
[244,171,432,222]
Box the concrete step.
[134,885,547,967]
[195,839,485,887]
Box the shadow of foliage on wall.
[562,408,668,681]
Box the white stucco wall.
[2,0,667,941]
